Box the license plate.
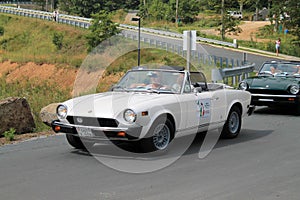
[76,127,94,137]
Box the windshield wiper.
[258,71,273,76]
[147,88,160,94]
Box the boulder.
[0,97,35,135]
[40,103,59,126]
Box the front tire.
[221,106,241,139]
[140,116,174,152]
[66,134,85,149]
[66,135,95,150]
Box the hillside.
[0,13,88,66]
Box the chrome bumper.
[51,120,142,141]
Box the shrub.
[3,128,16,141]
[52,32,64,50]
[0,26,4,36]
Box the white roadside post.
[183,30,197,72]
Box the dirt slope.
[0,61,77,89]
[201,21,271,42]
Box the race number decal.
[196,99,211,118]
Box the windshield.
[259,63,300,76]
[114,70,185,94]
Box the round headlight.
[289,85,299,94]
[239,82,248,90]
[124,109,136,123]
[57,105,68,119]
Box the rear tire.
[140,116,174,153]
[221,106,241,139]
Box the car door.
[176,76,212,135]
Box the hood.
[247,76,300,90]
[64,92,174,118]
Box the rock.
[0,97,36,135]
[40,103,59,126]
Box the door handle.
[211,97,219,101]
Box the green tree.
[285,1,300,44]
[140,0,200,23]
[58,0,140,17]
[85,11,120,52]
[269,0,287,33]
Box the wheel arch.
[226,99,243,116]
[151,112,176,138]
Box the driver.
[146,72,162,89]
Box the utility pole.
[46,0,48,12]
[175,0,179,27]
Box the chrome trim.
[177,121,226,133]
[252,94,297,98]
[54,121,128,132]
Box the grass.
[0,13,88,67]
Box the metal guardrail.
[212,63,255,85]
[222,63,255,77]
[0,1,34,4]
[0,6,92,28]
[120,24,236,48]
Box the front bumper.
[51,120,142,141]
[251,94,300,106]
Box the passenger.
[270,66,276,74]
[171,73,184,93]
[294,65,300,75]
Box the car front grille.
[248,89,289,95]
[66,116,119,127]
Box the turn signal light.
[117,131,126,137]
[54,126,61,132]
[288,98,295,101]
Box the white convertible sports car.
[52,66,254,152]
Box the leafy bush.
[52,32,64,50]
[0,26,4,36]
[3,128,16,141]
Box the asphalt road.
[1,107,300,200]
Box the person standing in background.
[275,38,281,56]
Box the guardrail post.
[243,52,247,65]
[225,58,229,68]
